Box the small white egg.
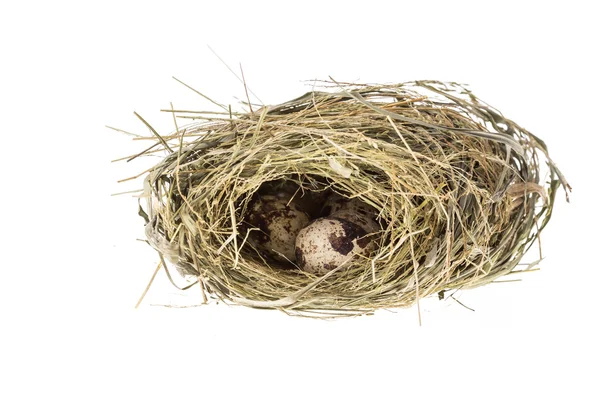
[246,195,311,262]
[295,217,373,275]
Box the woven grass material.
[138,80,569,317]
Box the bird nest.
[128,80,569,317]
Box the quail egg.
[246,195,311,262]
[260,179,329,218]
[330,209,380,234]
[295,217,374,275]
[321,194,380,233]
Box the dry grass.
[123,80,570,317]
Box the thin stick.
[207,45,264,104]
[158,254,198,291]
[106,125,143,138]
[133,112,173,153]
[240,63,253,114]
[135,260,163,309]
[127,142,161,162]
[172,76,228,111]
[111,189,144,196]
[170,102,180,136]
[535,218,543,260]
[160,109,234,115]
[450,294,475,312]
[199,277,208,304]
[117,167,154,183]
[117,166,154,183]
[408,213,422,326]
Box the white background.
[1,1,598,399]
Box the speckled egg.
[321,194,378,217]
[260,179,330,218]
[321,193,380,232]
[330,209,380,234]
[246,195,311,262]
[295,217,373,275]
[320,193,348,215]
